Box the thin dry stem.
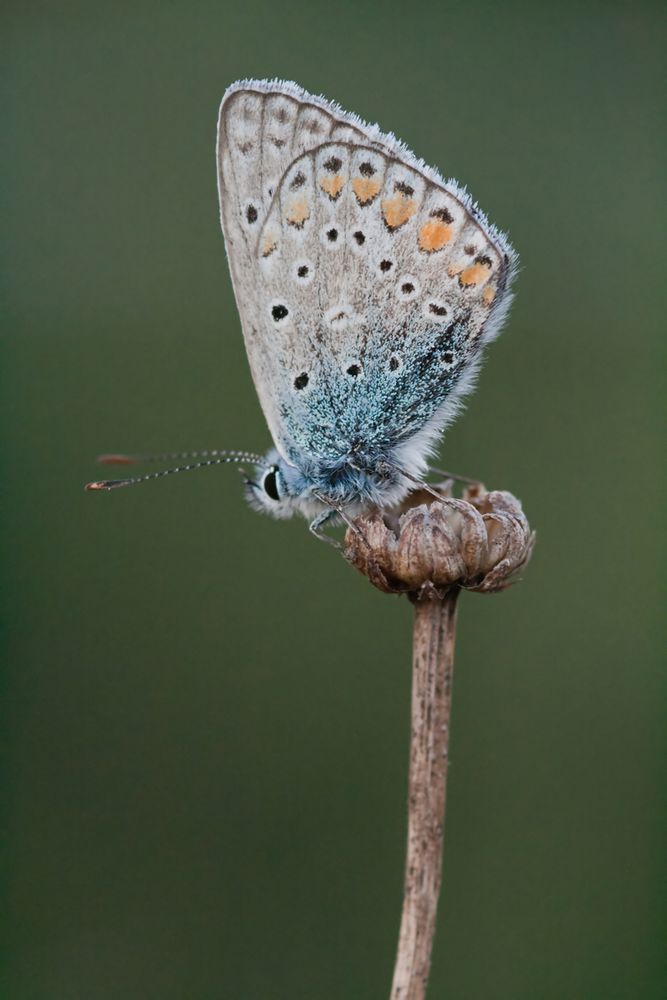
[390,588,459,1000]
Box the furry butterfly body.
[217,79,517,530]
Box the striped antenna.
[96,449,264,466]
[86,450,264,492]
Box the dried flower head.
[344,482,535,598]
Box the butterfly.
[88,80,517,540]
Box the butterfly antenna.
[86,453,263,492]
[96,449,264,466]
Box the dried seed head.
[344,482,535,598]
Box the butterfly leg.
[429,466,478,485]
[309,509,341,547]
[309,496,373,552]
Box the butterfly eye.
[262,467,281,501]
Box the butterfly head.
[243,450,307,520]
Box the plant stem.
[390,587,460,1000]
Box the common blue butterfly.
[89,80,517,540]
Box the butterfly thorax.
[247,444,420,522]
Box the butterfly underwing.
[217,79,517,533]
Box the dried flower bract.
[344,482,535,598]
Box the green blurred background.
[3,1,664,997]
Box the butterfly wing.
[218,80,372,462]
[217,80,517,470]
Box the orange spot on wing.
[351,177,381,205]
[261,234,278,257]
[447,262,464,277]
[320,174,345,199]
[482,286,496,305]
[285,198,310,228]
[418,219,453,252]
[459,262,492,286]
[382,195,417,230]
